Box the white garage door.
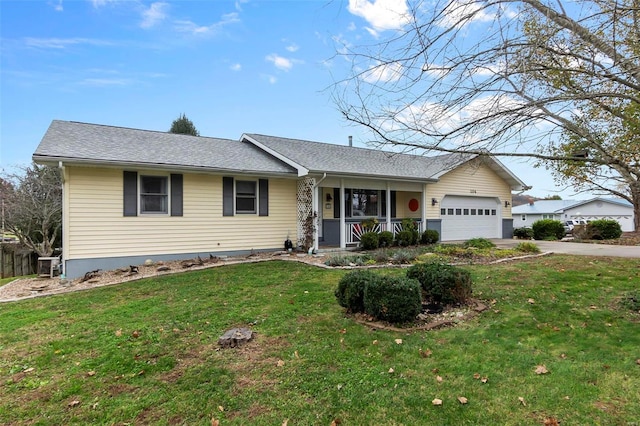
[440,196,501,241]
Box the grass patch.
[1,257,639,425]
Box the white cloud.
[266,54,303,72]
[230,63,242,71]
[285,43,299,53]
[174,12,240,36]
[235,0,248,12]
[140,2,168,29]
[347,0,411,35]
[49,0,63,11]
[261,74,277,84]
[90,0,115,7]
[361,61,403,83]
[24,37,113,49]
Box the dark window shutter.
[123,171,138,217]
[381,190,387,217]
[223,177,234,216]
[390,191,397,218]
[259,179,269,216]
[171,174,183,217]
[333,188,340,218]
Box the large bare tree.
[2,164,62,256]
[334,0,640,230]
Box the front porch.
[321,218,428,247]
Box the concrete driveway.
[493,239,640,258]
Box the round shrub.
[406,263,473,305]
[335,270,379,313]
[360,231,379,250]
[513,227,534,239]
[396,230,415,246]
[378,231,394,248]
[532,219,565,240]
[463,238,495,249]
[515,241,540,253]
[587,219,622,240]
[363,275,422,323]
[421,229,440,245]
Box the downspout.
[58,161,66,277]
[312,173,327,252]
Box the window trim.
[235,180,258,214]
[139,174,170,215]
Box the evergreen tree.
[169,113,200,136]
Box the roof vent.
[348,135,352,147]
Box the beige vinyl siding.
[395,192,422,218]
[426,159,512,218]
[66,167,297,259]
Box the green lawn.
[1,256,638,425]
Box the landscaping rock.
[218,327,254,348]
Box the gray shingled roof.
[243,133,465,181]
[33,121,296,175]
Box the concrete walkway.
[492,239,640,258]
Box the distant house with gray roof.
[512,198,634,231]
[34,120,528,278]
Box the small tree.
[169,113,200,136]
[2,164,62,256]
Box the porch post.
[421,183,428,232]
[386,183,391,232]
[339,179,346,249]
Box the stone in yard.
[218,328,253,348]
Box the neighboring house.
[512,198,635,231]
[33,120,528,278]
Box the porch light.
[326,193,333,202]
[504,201,511,207]
[431,198,438,206]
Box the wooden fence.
[1,244,37,278]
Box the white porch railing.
[345,220,424,245]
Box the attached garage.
[440,196,501,240]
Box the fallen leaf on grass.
[330,419,341,425]
[527,298,535,304]
[23,367,34,373]
[86,371,96,377]
[277,360,285,367]
[294,350,299,359]
[544,417,560,426]
[68,400,81,408]
[115,329,122,337]
[457,396,468,404]
[372,340,378,345]
[282,420,288,426]
[395,339,403,345]
[132,330,140,338]
[535,365,549,375]
[432,398,443,406]
[211,419,220,426]
[518,397,526,406]
[473,373,481,379]
[339,329,347,334]
[388,368,395,373]
[436,376,443,383]
[636,359,640,365]
[481,377,488,383]
[218,406,224,412]
[419,348,432,358]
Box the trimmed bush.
[360,231,379,250]
[421,229,440,245]
[620,289,640,312]
[335,270,378,313]
[396,230,415,246]
[363,275,422,323]
[513,227,534,239]
[378,231,394,248]
[587,219,623,240]
[532,219,565,240]
[406,263,473,305]
[464,238,495,249]
[515,241,540,253]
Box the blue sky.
[0,0,575,198]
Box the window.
[491,209,497,216]
[471,209,476,215]
[123,171,182,217]
[236,180,257,214]
[463,208,469,215]
[478,209,484,215]
[521,214,526,221]
[455,208,462,215]
[222,177,269,216]
[447,208,454,215]
[140,175,168,214]
[350,189,379,217]
[441,208,446,215]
